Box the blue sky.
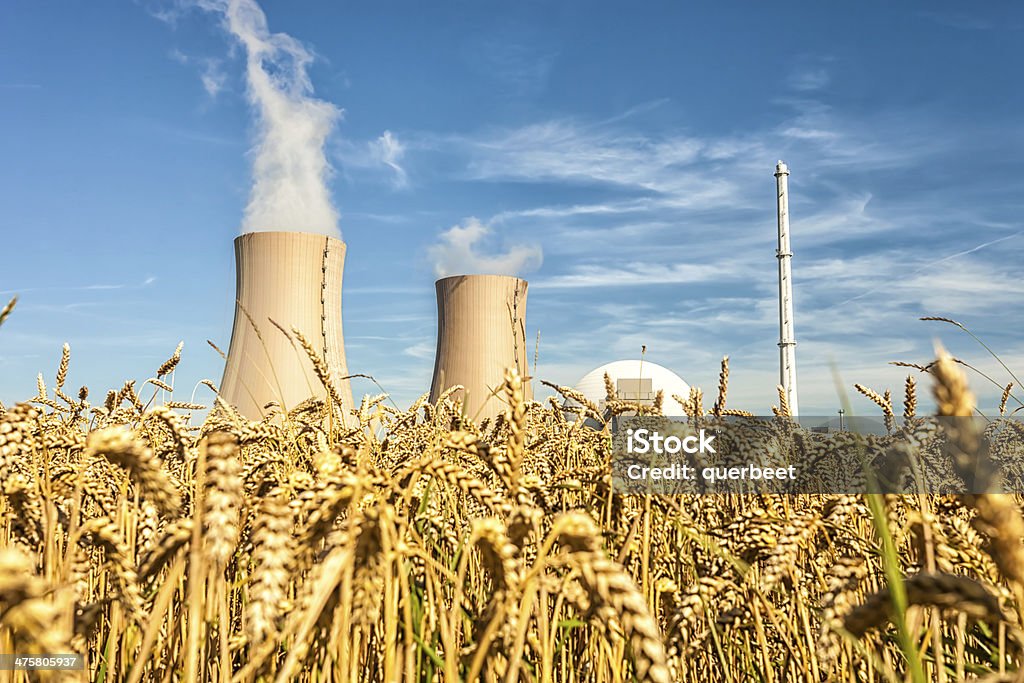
[2,1,1023,416]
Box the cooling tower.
[429,274,531,422]
[220,231,354,424]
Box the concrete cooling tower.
[220,231,354,424]
[429,274,532,422]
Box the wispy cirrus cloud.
[402,341,434,360]
[534,262,739,290]
[417,95,958,225]
[788,66,830,92]
[454,120,706,192]
[0,277,158,297]
[336,130,410,189]
[826,231,1024,308]
[462,26,558,97]
[409,95,1015,289]
[370,130,408,188]
[170,49,228,97]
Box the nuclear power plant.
[568,360,690,412]
[218,163,797,423]
[220,231,354,423]
[429,274,531,422]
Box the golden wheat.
[1,336,1024,682]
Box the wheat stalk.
[712,356,729,416]
[157,341,184,377]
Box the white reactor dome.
[566,359,690,410]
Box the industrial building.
[220,231,355,424]
[429,274,531,422]
[568,359,690,413]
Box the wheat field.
[2,307,1024,681]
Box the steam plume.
[429,218,542,278]
[202,0,341,236]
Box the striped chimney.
[775,161,799,417]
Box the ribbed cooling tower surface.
[429,274,531,423]
[220,231,354,424]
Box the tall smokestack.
[775,161,799,417]
[220,231,354,423]
[430,275,531,422]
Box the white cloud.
[334,130,413,189]
[200,61,227,97]
[428,218,542,278]
[417,100,947,226]
[169,49,227,98]
[780,126,838,141]
[534,262,738,289]
[456,120,707,195]
[788,67,830,92]
[0,277,158,296]
[370,130,408,188]
[402,341,434,360]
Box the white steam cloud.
[429,218,543,278]
[201,0,341,236]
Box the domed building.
[565,359,690,414]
